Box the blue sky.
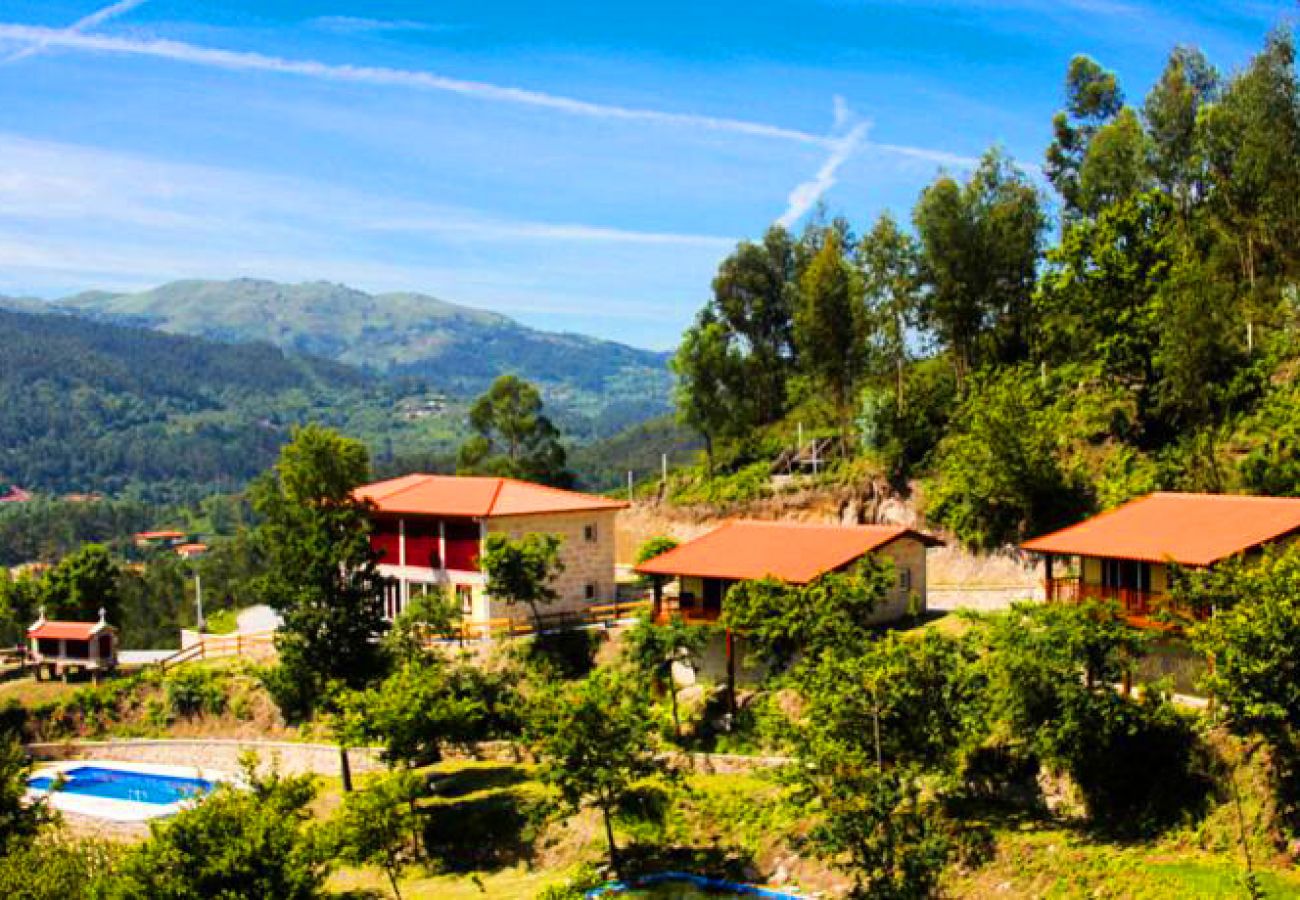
[0,1,1291,348]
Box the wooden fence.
[438,599,651,643]
[157,631,276,672]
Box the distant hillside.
[55,279,673,431]
[0,307,469,501]
[569,415,702,492]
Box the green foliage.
[37,544,122,623]
[1193,545,1300,827]
[796,229,870,436]
[792,758,952,899]
[481,532,564,628]
[102,762,329,900]
[330,768,423,900]
[979,602,1210,835]
[457,375,573,487]
[384,590,461,662]
[925,366,1092,550]
[527,668,662,873]
[0,836,120,900]
[335,657,515,766]
[252,425,389,709]
[634,536,678,566]
[622,613,711,739]
[723,556,893,669]
[798,632,982,772]
[0,736,54,856]
[164,666,227,719]
[913,148,1045,382]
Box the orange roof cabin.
[355,474,627,629]
[1021,492,1300,627]
[636,520,943,626]
[27,608,118,680]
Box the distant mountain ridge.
[52,279,674,425]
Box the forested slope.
[0,307,423,501]
[667,29,1300,549]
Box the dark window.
[583,523,598,543]
[98,635,113,658]
[1102,559,1150,591]
[585,582,597,600]
[64,639,89,659]
[37,638,59,656]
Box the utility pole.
[194,569,205,633]
[627,470,634,501]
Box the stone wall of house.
[871,536,929,623]
[485,509,620,619]
[25,739,386,778]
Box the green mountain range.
[0,305,475,501]
[53,279,673,433]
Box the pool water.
[590,873,802,899]
[29,766,214,805]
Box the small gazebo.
[27,608,118,681]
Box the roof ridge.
[484,477,508,516]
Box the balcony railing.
[1046,577,1204,625]
[653,597,722,625]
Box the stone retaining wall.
[26,738,792,778]
[25,739,386,778]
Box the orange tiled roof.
[1021,493,1300,566]
[28,620,110,640]
[355,474,628,518]
[135,530,187,540]
[635,519,942,585]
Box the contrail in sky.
[4,0,147,64]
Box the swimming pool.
[587,872,805,899]
[29,766,213,805]
[27,761,224,822]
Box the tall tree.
[252,425,389,706]
[709,226,800,424]
[1045,55,1126,215]
[1143,46,1219,211]
[914,149,1045,386]
[1078,106,1150,214]
[858,212,920,412]
[671,310,749,473]
[38,544,122,623]
[796,229,870,440]
[526,669,662,875]
[1198,27,1300,327]
[457,375,572,488]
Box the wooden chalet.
[1022,492,1300,627]
[635,519,943,625]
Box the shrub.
[164,666,227,719]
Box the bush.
[164,666,227,719]
[102,762,329,899]
[0,836,120,899]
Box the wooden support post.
[339,746,353,793]
[652,578,663,622]
[726,628,737,721]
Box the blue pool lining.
[585,870,805,898]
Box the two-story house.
[355,474,627,628]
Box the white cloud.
[4,0,146,64]
[777,121,870,228]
